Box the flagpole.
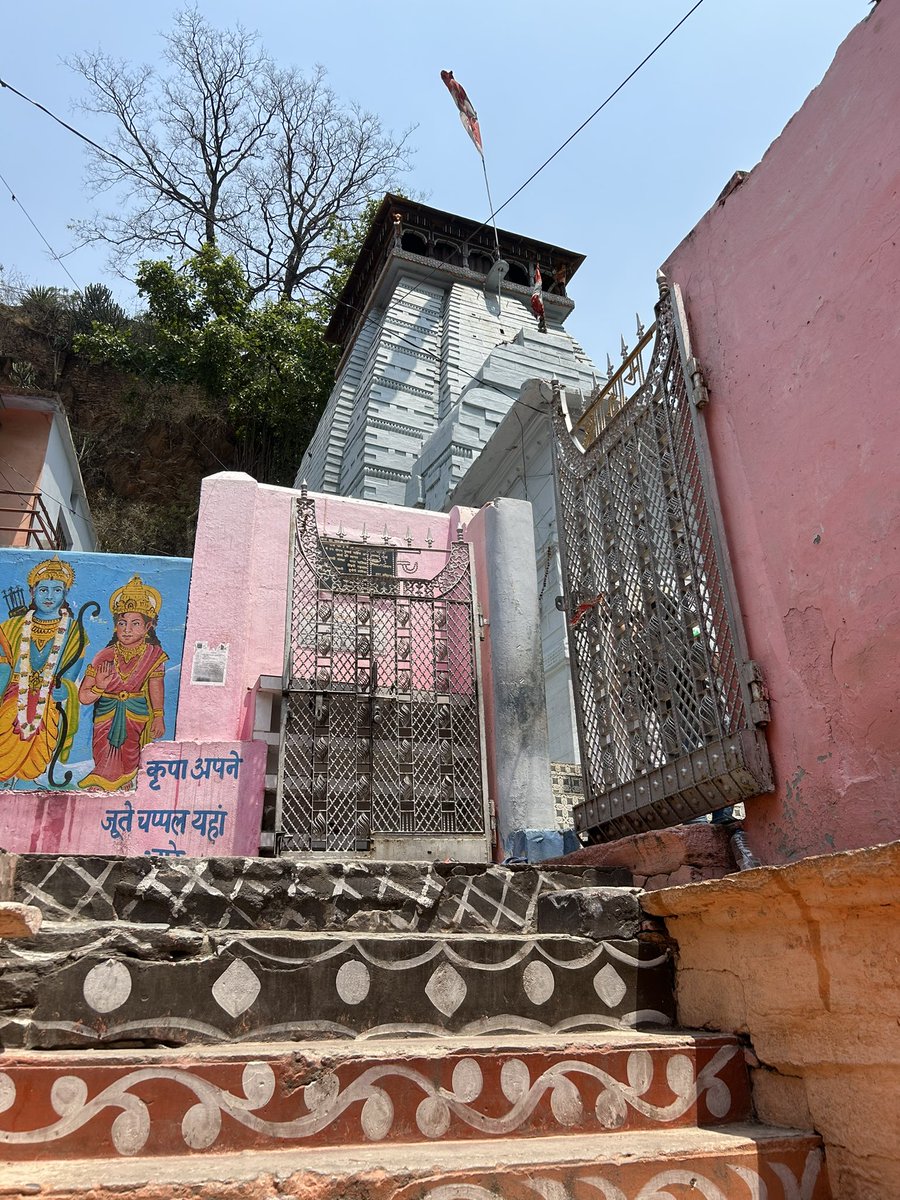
[480,154,501,259]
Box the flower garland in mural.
[14,610,70,740]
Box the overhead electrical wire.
[0,168,81,291]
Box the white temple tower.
[298,196,600,770]
[298,196,598,509]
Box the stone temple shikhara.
[299,194,598,508]
[300,196,601,767]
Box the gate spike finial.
[656,268,670,298]
[300,479,308,498]
[426,527,434,548]
[636,312,645,339]
[620,334,629,359]
[361,523,369,543]
[405,526,413,547]
[382,523,392,545]
[457,521,465,542]
[606,353,614,377]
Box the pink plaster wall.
[0,739,266,856]
[662,3,900,862]
[0,409,51,546]
[176,475,457,741]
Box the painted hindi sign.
[0,739,266,857]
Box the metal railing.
[0,491,64,550]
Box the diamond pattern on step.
[425,962,467,1016]
[211,959,261,1018]
[593,963,627,1007]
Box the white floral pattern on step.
[0,1046,739,1154]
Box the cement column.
[463,497,561,861]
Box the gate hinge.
[741,660,771,725]
[477,605,487,640]
[686,356,710,409]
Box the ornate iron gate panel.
[552,276,772,842]
[277,493,486,852]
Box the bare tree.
[68,10,412,299]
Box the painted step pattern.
[0,1127,831,1199]
[6,855,630,933]
[0,1032,749,1160]
[0,855,830,1197]
[0,927,674,1048]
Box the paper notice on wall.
[191,641,229,686]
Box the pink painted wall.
[176,474,458,741]
[0,409,51,546]
[0,739,265,856]
[662,3,900,862]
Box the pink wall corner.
[0,409,52,545]
[175,473,259,740]
[662,2,900,863]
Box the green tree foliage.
[75,243,340,486]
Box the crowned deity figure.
[0,556,85,786]
[78,575,167,792]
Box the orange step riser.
[0,1039,749,1160]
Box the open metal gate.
[277,492,487,852]
[552,275,773,842]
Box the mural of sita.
[78,575,167,792]
[0,556,91,788]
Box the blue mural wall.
[0,550,191,793]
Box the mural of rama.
[0,551,191,793]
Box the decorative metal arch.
[552,276,773,842]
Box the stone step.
[5,855,631,934]
[0,926,674,1049]
[0,1125,831,1198]
[0,1031,749,1160]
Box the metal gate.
[552,275,773,842]
[277,491,487,852]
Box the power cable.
[491,0,707,224]
[0,77,133,174]
[322,0,708,325]
[0,168,81,291]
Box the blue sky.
[1,1,865,363]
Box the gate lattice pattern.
[279,496,485,852]
[552,280,772,842]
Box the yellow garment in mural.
[0,615,81,783]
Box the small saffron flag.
[531,264,547,333]
[440,70,484,157]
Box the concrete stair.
[0,855,832,1197]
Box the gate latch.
[742,660,770,725]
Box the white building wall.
[38,413,96,551]
[450,410,580,763]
